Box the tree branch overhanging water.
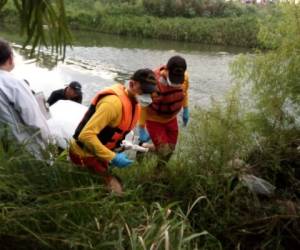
[1,0,72,59]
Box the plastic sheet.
[121,140,149,152]
[47,100,88,148]
[240,174,275,196]
[47,100,143,152]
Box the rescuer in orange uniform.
[69,69,157,194]
[138,56,189,168]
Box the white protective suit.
[0,69,50,158]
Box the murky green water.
[0,29,249,107]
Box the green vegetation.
[64,0,262,47]
[231,3,300,188]
[64,0,258,18]
[70,15,258,47]
[0,2,300,250]
[0,87,299,249]
[1,0,266,48]
[0,0,71,57]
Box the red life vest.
[148,66,185,117]
[73,84,141,150]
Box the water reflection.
[72,30,250,55]
[15,46,59,70]
[1,28,248,107]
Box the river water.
[0,29,249,107]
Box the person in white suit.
[0,38,50,158]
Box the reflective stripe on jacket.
[73,84,140,150]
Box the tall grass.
[1,2,300,249]
[232,3,300,188]
[63,0,259,18]
[0,145,206,249]
[1,31,300,250]
[88,15,259,47]
[62,0,262,47]
[1,87,298,249]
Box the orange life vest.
[148,66,185,117]
[73,84,141,150]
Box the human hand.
[182,107,189,126]
[110,152,133,168]
[138,126,150,142]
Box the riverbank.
[0,2,299,249]
[0,102,299,249]
[64,0,263,48]
[68,14,259,48]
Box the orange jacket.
[74,84,140,150]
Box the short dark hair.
[131,68,157,94]
[0,39,12,66]
[167,55,187,84]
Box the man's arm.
[78,96,122,162]
[182,73,189,108]
[182,73,190,126]
[47,91,58,106]
[138,107,147,127]
[137,107,151,142]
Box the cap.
[131,68,157,94]
[167,55,187,84]
[68,81,82,94]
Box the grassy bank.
[56,0,269,48]
[68,14,259,48]
[0,96,299,249]
[1,2,300,249]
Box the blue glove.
[138,126,150,142]
[111,152,133,168]
[182,107,189,126]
